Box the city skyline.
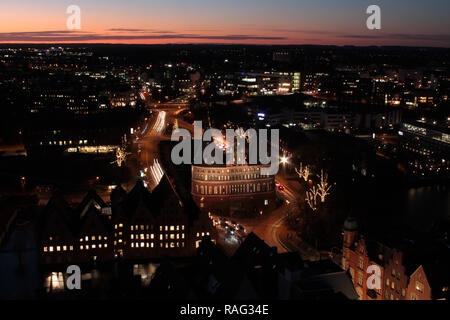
[1,0,450,47]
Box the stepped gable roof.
[110,185,127,209]
[150,174,184,211]
[39,190,75,241]
[112,176,186,223]
[115,179,152,222]
[76,189,107,220]
[77,205,110,237]
[365,240,392,266]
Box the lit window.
[92,244,96,249]
[43,247,48,252]
[86,245,89,250]
[131,243,134,248]
[151,243,154,248]
[131,234,134,239]
[104,244,107,248]
[170,226,175,231]
[131,226,134,231]
[63,246,67,251]
[151,234,154,239]
[70,246,73,251]
[141,242,145,248]
[80,245,84,250]
[85,236,88,241]
[56,246,61,252]
[170,234,175,239]
[92,236,96,241]
[119,223,123,228]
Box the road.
[131,94,322,260]
[130,93,192,191]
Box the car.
[275,181,280,187]
[278,185,285,191]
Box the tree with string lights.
[295,162,311,182]
[306,185,319,211]
[317,169,332,202]
[111,135,131,167]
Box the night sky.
[1,0,450,46]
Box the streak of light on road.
[151,111,166,135]
[149,158,164,186]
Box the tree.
[306,186,319,211]
[317,170,332,202]
[111,135,131,167]
[295,162,311,182]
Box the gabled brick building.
[39,174,215,264]
[342,217,449,300]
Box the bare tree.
[306,186,319,211]
[295,162,311,182]
[317,170,332,202]
[111,135,131,167]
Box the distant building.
[399,121,450,160]
[217,71,301,96]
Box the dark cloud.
[107,28,175,34]
[0,30,286,42]
[338,33,450,42]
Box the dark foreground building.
[36,174,216,265]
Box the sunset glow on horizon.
[1,0,450,47]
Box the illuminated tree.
[317,170,332,202]
[295,162,311,182]
[111,135,131,167]
[306,186,319,211]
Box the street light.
[281,156,289,164]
